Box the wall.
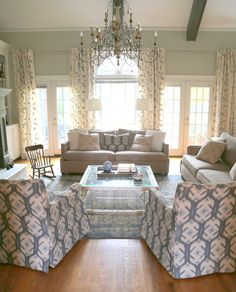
[0,30,236,122]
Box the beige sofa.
[180,132,236,183]
[60,129,169,174]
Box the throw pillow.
[117,129,146,147]
[103,133,129,152]
[129,134,153,152]
[229,163,236,181]
[210,137,226,143]
[68,129,88,150]
[78,133,100,151]
[146,130,166,152]
[220,132,236,166]
[196,140,226,164]
[89,130,116,149]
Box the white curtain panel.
[12,49,40,158]
[211,49,236,136]
[138,48,165,130]
[69,48,96,129]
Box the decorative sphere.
[103,161,112,172]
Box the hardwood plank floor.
[0,239,236,292]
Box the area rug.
[43,174,183,239]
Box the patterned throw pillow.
[117,128,146,147]
[78,133,100,150]
[196,140,226,164]
[129,134,153,152]
[103,134,129,152]
[89,130,116,149]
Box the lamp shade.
[86,99,101,111]
[136,99,152,111]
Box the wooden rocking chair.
[25,144,56,179]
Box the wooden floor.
[1,158,236,291]
[0,239,236,292]
[16,156,182,177]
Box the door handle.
[52,116,57,125]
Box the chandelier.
[79,0,159,65]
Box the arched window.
[95,56,138,129]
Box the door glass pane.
[96,81,138,129]
[56,87,72,147]
[36,87,49,148]
[163,86,181,150]
[188,86,210,145]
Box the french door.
[162,77,213,156]
[36,76,72,155]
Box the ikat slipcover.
[141,182,236,278]
[0,179,90,272]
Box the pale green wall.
[1,30,236,76]
[0,30,236,122]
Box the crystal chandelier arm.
[79,0,160,65]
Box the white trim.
[1,27,236,33]
[96,75,138,81]
[36,75,69,83]
[166,75,214,82]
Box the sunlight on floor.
[169,157,181,175]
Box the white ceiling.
[0,0,236,31]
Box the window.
[163,76,213,156]
[163,86,181,150]
[36,76,72,154]
[36,86,49,148]
[56,87,72,146]
[188,86,210,145]
[95,56,139,129]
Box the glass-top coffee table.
[80,165,159,214]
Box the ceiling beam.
[186,0,207,41]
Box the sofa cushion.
[129,134,152,152]
[89,130,116,149]
[230,163,236,181]
[197,169,233,184]
[146,130,166,152]
[117,129,146,147]
[182,154,231,177]
[220,132,236,166]
[115,151,167,162]
[68,129,88,150]
[103,133,129,152]
[78,133,100,151]
[196,140,226,164]
[62,150,114,161]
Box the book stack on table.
[117,164,137,173]
[97,164,137,177]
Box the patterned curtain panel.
[211,49,236,136]
[12,49,40,158]
[138,48,165,130]
[69,48,96,129]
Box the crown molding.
[0,27,236,33]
